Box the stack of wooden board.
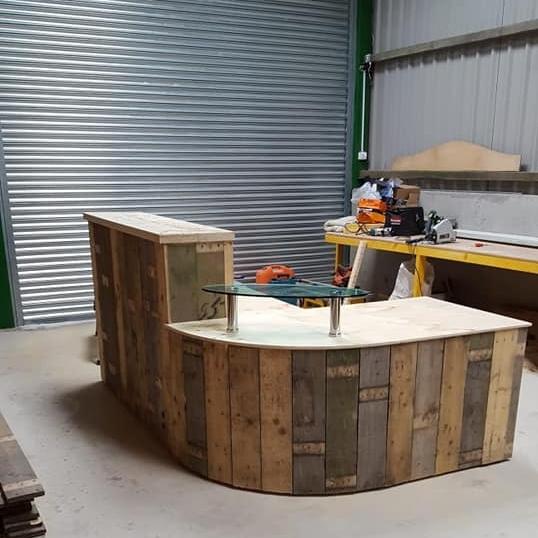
[0,413,45,537]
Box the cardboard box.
[394,184,420,206]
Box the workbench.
[325,232,538,297]
[167,297,528,495]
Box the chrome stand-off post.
[226,294,238,333]
[329,297,341,337]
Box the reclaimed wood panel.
[196,243,226,320]
[88,223,106,384]
[504,329,527,458]
[357,346,390,490]
[411,340,444,479]
[259,349,292,493]
[387,343,417,485]
[229,346,261,489]
[459,334,493,468]
[183,338,207,476]
[292,350,326,494]
[325,349,359,492]
[436,337,468,474]
[483,329,521,464]
[92,224,121,393]
[110,230,127,397]
[139,239,163,431]
[166,245,198,323]
[204,341,232,484]
[117,233,146,417]
[166,332,187,461]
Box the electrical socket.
[358,151,368,161]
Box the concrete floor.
[1,322,538,538]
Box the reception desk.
[166,297,529,495]
[85,213,529,496]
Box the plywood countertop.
[167,297,530,350]
[84,212,234,244]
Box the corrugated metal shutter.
[0,0,353,324]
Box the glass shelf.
[202,282,369,299]
[202,282,369,337]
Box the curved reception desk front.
[165,296,529,495]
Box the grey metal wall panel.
[503,0,538,25]
[0,0,353,324]
[373,0,504,53]
[370,45,499,169]
[371,0,538,182]
[492,34,538,171]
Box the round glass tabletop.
[202,282,369,300]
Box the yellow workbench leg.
[413,255,426,297]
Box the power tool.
[407,211,456,244]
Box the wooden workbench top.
[84,211,234,244]
[326,232,538,264]
[167,296,530,350]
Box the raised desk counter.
[84,212,234,432]
[166,297,530,495]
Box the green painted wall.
[0,213,14,328]
[351,0,373,188]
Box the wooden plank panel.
[292,350,326,494]
[110,230,127,398]
[88,223,106,383]
[357,346,390,490]
[504,328,527,458]
[118,234,146,418]
[166,245,198,323]
[259,349,292,493]
[196,243,226,320]
[182,338,207,476]
[483,329,521,464]
[223,242,234,284]
[204,341,232,484]
[154,243,169,436]
[229,346,261,489]
[411,340,444,480]
[359,346,390,387]
[459,334,493,468]
[436,337,468,474]
[92,224,121,394]
[386,343,417,485]
[325,349,359,492]
[139,239,165,432]
[166,332,187,461]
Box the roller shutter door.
[0,0,353,324]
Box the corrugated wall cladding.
[371,0,538,177]
[373,0,504,53]
[0,0,353,324]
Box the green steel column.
[351,0,373,188]
[0,214,14,328]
